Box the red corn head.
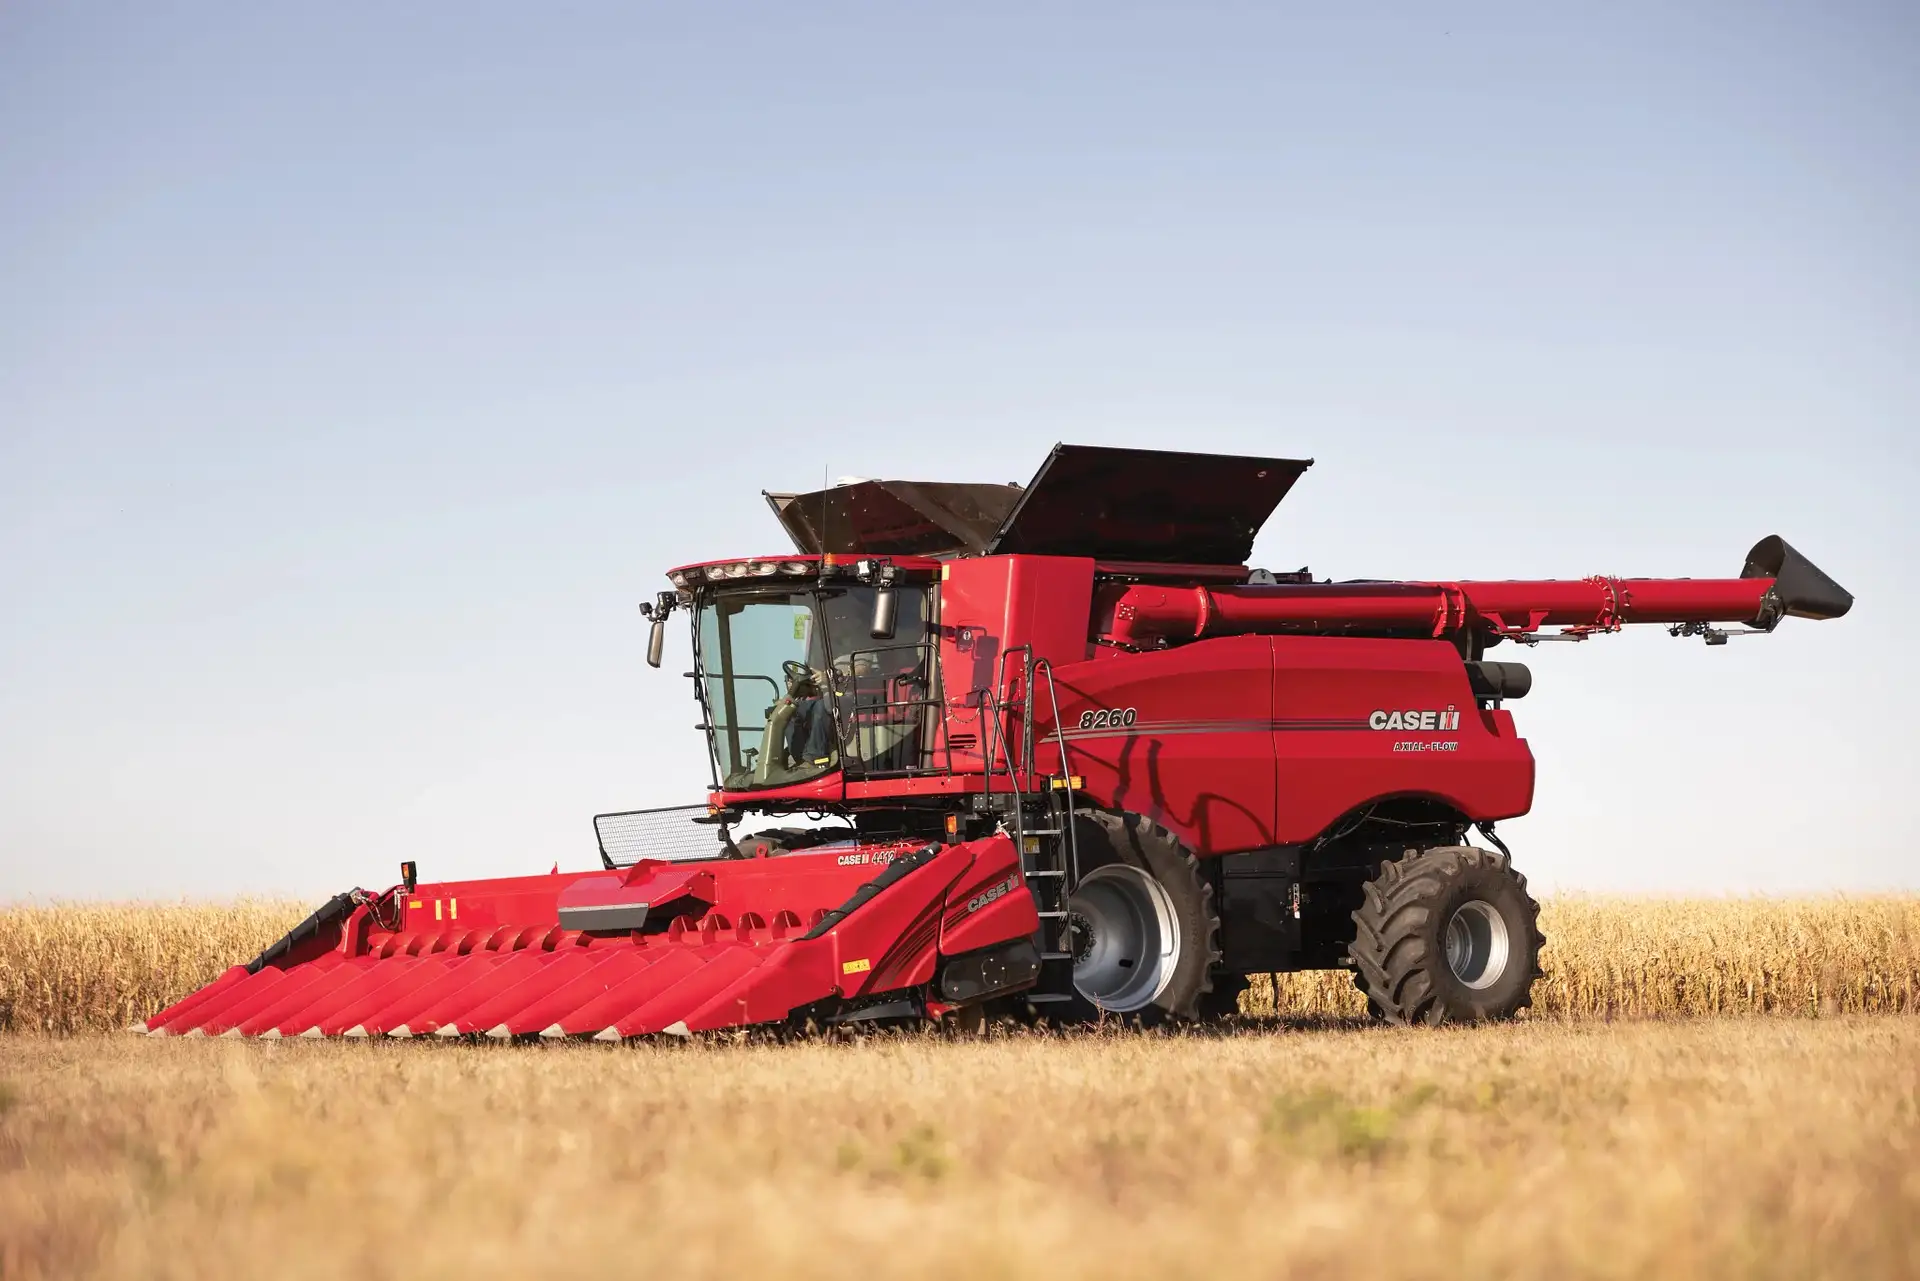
[138,836,1040,1040]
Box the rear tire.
[1348,845,1543,1025]
[1056,812,1223,1025]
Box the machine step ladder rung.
[990,659,1082,1008]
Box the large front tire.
[1348,845,1544,1025]
[1061,812,1223,1024]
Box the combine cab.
[142,445,1852,1037]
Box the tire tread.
[1348,845,1545,1026]
[1079,811,1223,1023]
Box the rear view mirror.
[640,591,678,668]
[870,586,897,640]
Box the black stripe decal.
[1056,718,1374,741]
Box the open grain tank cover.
[987,443,1314,564]
[765,481,1024,557]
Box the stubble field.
[1,896,1917,1280]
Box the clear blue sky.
[3,4,1915,900]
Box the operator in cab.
[780,661,835,772]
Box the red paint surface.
[142,837,1036,1039]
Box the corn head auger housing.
[141,445,1852,1038]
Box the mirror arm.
[640,590,681,668]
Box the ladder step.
[1039,951,1075,960]
[1036,910,1069,918]
[1023,869,1067,878]
[1026,993,1076,1003]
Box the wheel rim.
[1068,865,1182,1013]
[1443,899,1511,990]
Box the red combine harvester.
[140,446,1852,1038]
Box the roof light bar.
[667,558,823,586]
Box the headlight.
[668,571,690,588]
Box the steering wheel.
[779,660,817,702]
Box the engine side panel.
[1040,635,1535,856]
[1270,636,1534,840]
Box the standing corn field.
[3,896,1917,1035]
[1245,894,1920,1021]
[0,901,307,1036]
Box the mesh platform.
[593,806,733,867]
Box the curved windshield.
[695,585,933,790]
[698,590,832,790]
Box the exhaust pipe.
[1465,661,1531,702]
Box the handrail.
[1000,644,1033,874]
[981,643,1034,798]
[968,647,1080,887]
[1032,657,1082,887]
[832,639,948,779]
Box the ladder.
[1019,772,1080,1005]
[982,648,1082,1007]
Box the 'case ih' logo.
[966,876,1017,914]
[1369,707,1462,732]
